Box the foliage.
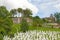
[10,9,17,17]
[17,8,32,17]
[0,6,13,39]
[23,8,32,17]
[17,8,23,13]
[20,18,29,32]
[42,18,50,23]
[17,8,32,32]
[32,16,43,27]
[9,24,20,35]
[1,5,60,40]
[54,12,60,23]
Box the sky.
[0,0,60,18]
[29,0,60,18]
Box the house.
[11,17,32,24]
[43,15,56,23]
[43,16,60,28]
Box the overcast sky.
[0,0,60,18]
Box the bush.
[0,6,13,40]
[20,18,29,32]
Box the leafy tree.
[17,8,23,13]
[32,16,43,27]
[0,6,13,40]
[17,8,32,17]
[20,18,29,32]
[23,8,32,17]
[17,8,23,17]
[10,9,17,17]
[17,8,32,32]
[54,12,60,23]
[42,18,49,23]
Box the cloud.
[54,4,60,9]
[29,0,60,18]
[0,0,38,16]
[1,0,60,18]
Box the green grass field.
[10,24,60,34]
[4,24,60,40]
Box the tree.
[17,8,23,17]
[0,6,13,40]
[54,12,60,23]
[17,8,32,32]
[42,18,47,23]
[17,8,32,17]
[17,8,23,13]
[10,9,17,17]
[32,16,43,27]
[20,18,29,32]
[23,8,32,17]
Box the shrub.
[20,18,29,32]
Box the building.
[42,15,60,28]
[12,17,32,24]
[43,15,56,23]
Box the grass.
[37,27,60,31]
[4,24,60,40]
[7,24,60,38]
[11,24,60,33]
[9,24,20,34]
[29,26,60,31]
